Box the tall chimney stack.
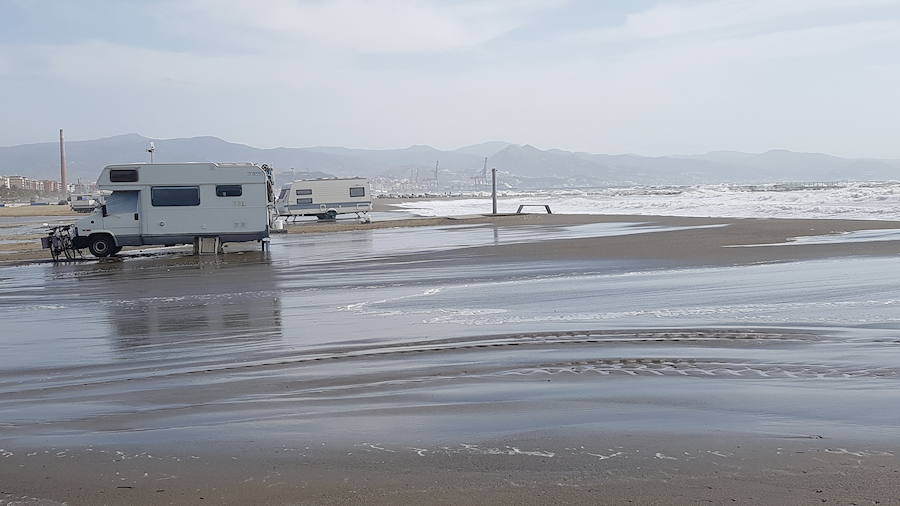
[59,129,67,196]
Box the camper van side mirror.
[101,204,108,217]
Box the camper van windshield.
[105,191,138,213]
[151,187,200,207]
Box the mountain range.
[1,133,898,188]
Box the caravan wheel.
[88,235,115,257]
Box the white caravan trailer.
[276,178,372,220]
[69,193,99,213]
[66,163,275,257]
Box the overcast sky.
[1,0,899,157]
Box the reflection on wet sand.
[107,295,281,351]
[99,255,282,352]
[37,251,284,356]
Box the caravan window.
[349,187,365,197]
[216,185,242,197]
[109,169,138,182]
[295,189,312,195]
[296,198,313,204]
[151,186,200,206]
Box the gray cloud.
[1,0,898,158]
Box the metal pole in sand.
[59,129,67,198]
[491,168,497,215]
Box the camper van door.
[102,190,141,241]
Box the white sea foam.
[393,181,900,220]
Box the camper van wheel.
[326,210,337,220]
[88,235,115,257]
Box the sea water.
[393,181,900,220]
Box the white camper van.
[67,163,275,257]
[276,178,372,220]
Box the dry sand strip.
[431,215,900,266]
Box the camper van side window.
[109,169,139,182]
[296,198,313,204]
[151,187,200,207]
[295,189,312,195]
[216,185,242,197]
[349,187,365,197]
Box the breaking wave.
[393,181,900,220]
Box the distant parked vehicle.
[69,193,99,213]
[43,162,276,258]
[276,178,372,221]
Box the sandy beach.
[2,209,900,504]
[0,204,77,217]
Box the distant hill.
[1,133,897,187]
[453,141,513,158]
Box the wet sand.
[2,213,900,504]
